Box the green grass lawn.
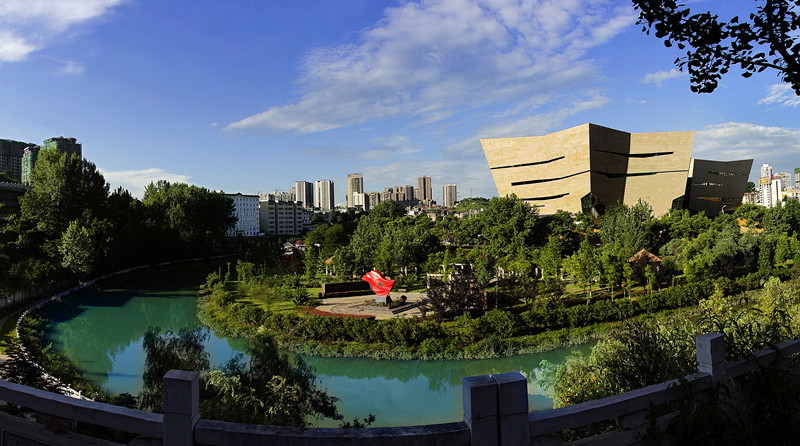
[239,295,297,314]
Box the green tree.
[369,200,406,219]
[0,170,19,183]
[623,262,635,297]
[600,200,654,259]
[634,0,800,95]
[566,238,600,303]
[142,181,235,260]
[58,220,95,279]
[538,235,565,277]
[20,149,109,240]
[600,242,625,298]
[478,196,539,260]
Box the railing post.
[162,370,199,446]
[493,372,530,446]
[463,375,498,446]
[696,333,726,386]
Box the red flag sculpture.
[362,270,395,298]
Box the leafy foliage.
[634,0,800,95]
[139,327,341,426]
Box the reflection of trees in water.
[40,268,215,385]
[298,345,592,397]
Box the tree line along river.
[40,267,588,427]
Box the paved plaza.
[314,291,426,320]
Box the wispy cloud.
[0,0,125,62]
[226,0,635,134]
[100,167,191,198]
[301,134,421,161]
[56,60,85,75]
[640,68,685,86]
[694,122,800,178]
[442,92,611,157]
[758,84,800,107]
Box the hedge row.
[202,279,716,350]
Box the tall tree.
[142,181,235,260]
[20,149,109,239]
[633,0,800,95]
[600,200,654,259]
[59,220,96,279]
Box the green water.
[43,269,589,427]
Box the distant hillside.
[453,197,490,213]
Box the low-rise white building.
[226,193,260,237]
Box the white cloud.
[758,84,800,107]
[442,91,611,157]
[56,60,85,75]
[0,30,37,62]
[0,0,124,63]
[100,168,191,198]
[226,0,634,134]
[694,122,800,178]
[640,68,685,86]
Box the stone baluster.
[162,370,199,446]
[463,374,499,446]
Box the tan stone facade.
[481,123,695,215]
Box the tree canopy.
[633,0,800,95]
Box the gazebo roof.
[628,249,662,264]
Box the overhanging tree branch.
[633,0,800,95]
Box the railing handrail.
[528,372,712,433]
[194,419,471,445]
[0,379,163,438]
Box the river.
[41,268,589,427]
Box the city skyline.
[1,1,799,205]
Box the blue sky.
[1,0,799,205]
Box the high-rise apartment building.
[382,187,394,202]
[226,193,260,237]
[352,192,367,209]
[20,145,40,185]
[0,139,30,182]
[294,181,314,208]
[259,198,313,235]
[392,185,415,205]
[775,172,792,190]
[315,179,335,211]
[418,176,432,204]
[346,173,363,208]
[367,191,382,210]
[760,164,773,180]
[43,137,82,158]
[443,184,457,208]
[795,168,800,189]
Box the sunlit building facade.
[481,123,751,216]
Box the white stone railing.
[0,332,798,445]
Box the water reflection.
[43,268,588,427]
